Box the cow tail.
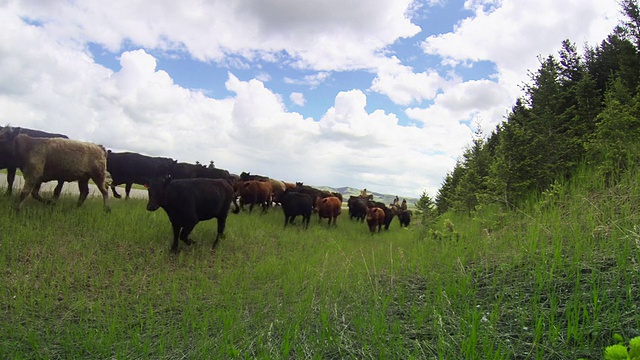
[100,145,111,189]
[104,170,113,187]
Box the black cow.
[172,162,232,180]
[146,177,240,253]
[294,182,323,209]
[171,162,201,179]
[280,189,313,229]
[106,151,178,199]
[239,171,270,181]
[198,166,232,180]
[0,126,68,197]
[347,196,368,222]
[398,210,412,227]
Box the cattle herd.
[0,125,413,252]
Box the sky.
[0,0,623,198]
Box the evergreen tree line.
[433,0,640,216]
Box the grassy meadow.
[1,169,639,359]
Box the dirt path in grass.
[0,173,148,199]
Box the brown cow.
[235,180,273,213]
[0,126,110,212]
[317,196,341,226]
[366,207,385,233]
[268,179,286,205]
[0,125,68,197]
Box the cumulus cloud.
[289,92,306,106]
[403,79,513,151]
[1,3,444,196]
[14,0,420,71]
[0,0,624,199]
[421,0,621,95]
[370,63,457,105]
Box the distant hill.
[313,185,418,207]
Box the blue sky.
[0,0,622,198]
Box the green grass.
[1,167,639,359]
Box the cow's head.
[0,126,21,141]
[0,126,22,156]
[146,175,172,211]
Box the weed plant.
[1,168,639,358]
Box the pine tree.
[587,33,640,97]
[436,165,464,215]
[586,77,640,179]
[453,123,491,215]
[620,0,640,49]
[415,191,437,226]
[433,0,640,213]
[488,101,543,207]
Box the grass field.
[1,168,639,359]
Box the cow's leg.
[264,196,272,213]
[231,196,240,214]
[303,215,310,229]
[213,215,228,248]
[179,223,196,245]
[16,179,37,211]
[124,183,133,200]
[30,182,52,204]
[5,167,16,196]
[91,174,111,212]
[77,180,90,207]
[111,184,122,199]
[170,223,181,253]
[52,181,64,200]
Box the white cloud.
[255,72,271,83]
[421,0,621,96]
[370,63,457,105]
[14,0,421,72]
[290,92,306,106]
[1,15,441,196]
[284,72,331,87]
[314,89,454,195]
[435,80,510,113]
[0,0,626,199]
[0,7,447,197]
